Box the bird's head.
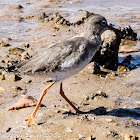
[84,15,109,38]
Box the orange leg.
[59,83,84,114]
[27,82,55,126]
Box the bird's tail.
[7,60,29,73]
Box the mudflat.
[0,0,140,140]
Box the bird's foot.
[27,114,38,127]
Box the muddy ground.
[0,0,140,140]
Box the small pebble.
[18,17,24,22]
[6,127,11,133]
[17,4,23,9]
[5,73,22,81]
[124,134,138,140]
[82,100,90,106]
[1,43,10,47]
[66,127,73,133]
[7,37,12,41]
[24,43,30,48]
[0,75,5,81]
[55,110,61,113]
[88,116,95,121]
[9,47,25,55]
[107,131,118,137]
[86,135,96,140]
[0,87,6,93]
[25,118,28,121]
[106,118,113,122]
[20,90,27,95]
[25,80,32,84]
[79,134,85,140]
[21,52,30,60]
[85,96,90,100]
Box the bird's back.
[17,37,99,77]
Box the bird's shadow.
[83,106,140,120]
[38,107,140,125]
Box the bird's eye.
[101,20,106,26]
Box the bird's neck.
[84,31,101,43]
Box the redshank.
[15,15,109,126]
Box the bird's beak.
[107,24,114,30]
